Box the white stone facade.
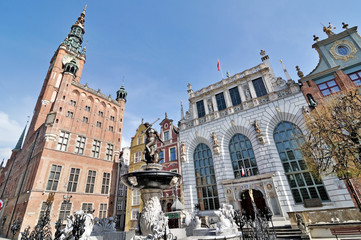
[178,53,354,219]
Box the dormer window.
[164,131,169,141]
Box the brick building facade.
[0,7,127,237]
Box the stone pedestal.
[139,188,168,236]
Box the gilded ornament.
[329,40,357,61]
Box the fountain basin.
[121,170,181,190]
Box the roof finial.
[342,22,349,30]
[180,100,184,120]
[322,22,335,37]
[313,35,319,42]
[75,5,87,28]
[296,66,304,78]
[280,60,292,81]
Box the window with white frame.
[132,190,140,206]
[67,168,80,192]
[101,172,110,194]
[131,209,139,220]
[81,203,93,213]
[59,202,72,221]
[57,131,70,151]
[170,147,177,161]
[99,203,107,218]
[70,100,76,106]
[91,140,101,158]
[74,136,86,155]
[85,170,96,193]
[82,116,89,123]
[164,131,169,141]
[46,164,62,190]
[158,151,164,163]
[117,201,123,210]
[134,151,142,163]
[85,106,91,112]
[67,111,74,118]
[106,144,113,160]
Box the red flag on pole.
[241,167,245,176]
[217,59,220,71]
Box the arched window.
[273,121,329,203]
[229,134,258,178]
[194,143,219,210]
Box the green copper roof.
[13,124,27,151]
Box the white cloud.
[0,112,23,159]
[0,148,11,164]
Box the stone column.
[223,90,232,108]
[248,81,257,98]
[238,85,246,102]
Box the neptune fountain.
[121,121,181,240]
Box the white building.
[178,51,353,221]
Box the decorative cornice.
[71,81,120,106]
[298,66,340,83]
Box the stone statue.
[207,99,214,113]
[296,213,309,234]
[211,132,218,146]
[323,22,335,37]
[139,196,169,237]
[252,120,261,134]
[214,205,238,236]
[92,217,116,235]
[143,120,163,164]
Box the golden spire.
[75,5,87,28]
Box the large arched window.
[274,121,329,203]
[194,143,219,210]
[229,134,258,178]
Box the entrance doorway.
[240,189,267,220]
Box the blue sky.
[0,0,359,161]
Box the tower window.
[67,111,74,118]
[67,168,80,192]
[109,126,114,132]
[74,136,86,155]
[96,121,102,128]
[98,111,104,117]
[85,106,91,112]
[57,131,70,151]
[85,170,96,193]
[101,172,111,194]
[70,100,76,106]
[82,117,89,123]
[91,140,101,158]
[46,164,62,190]
[106,144,113,160]
[110,116,115,121]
